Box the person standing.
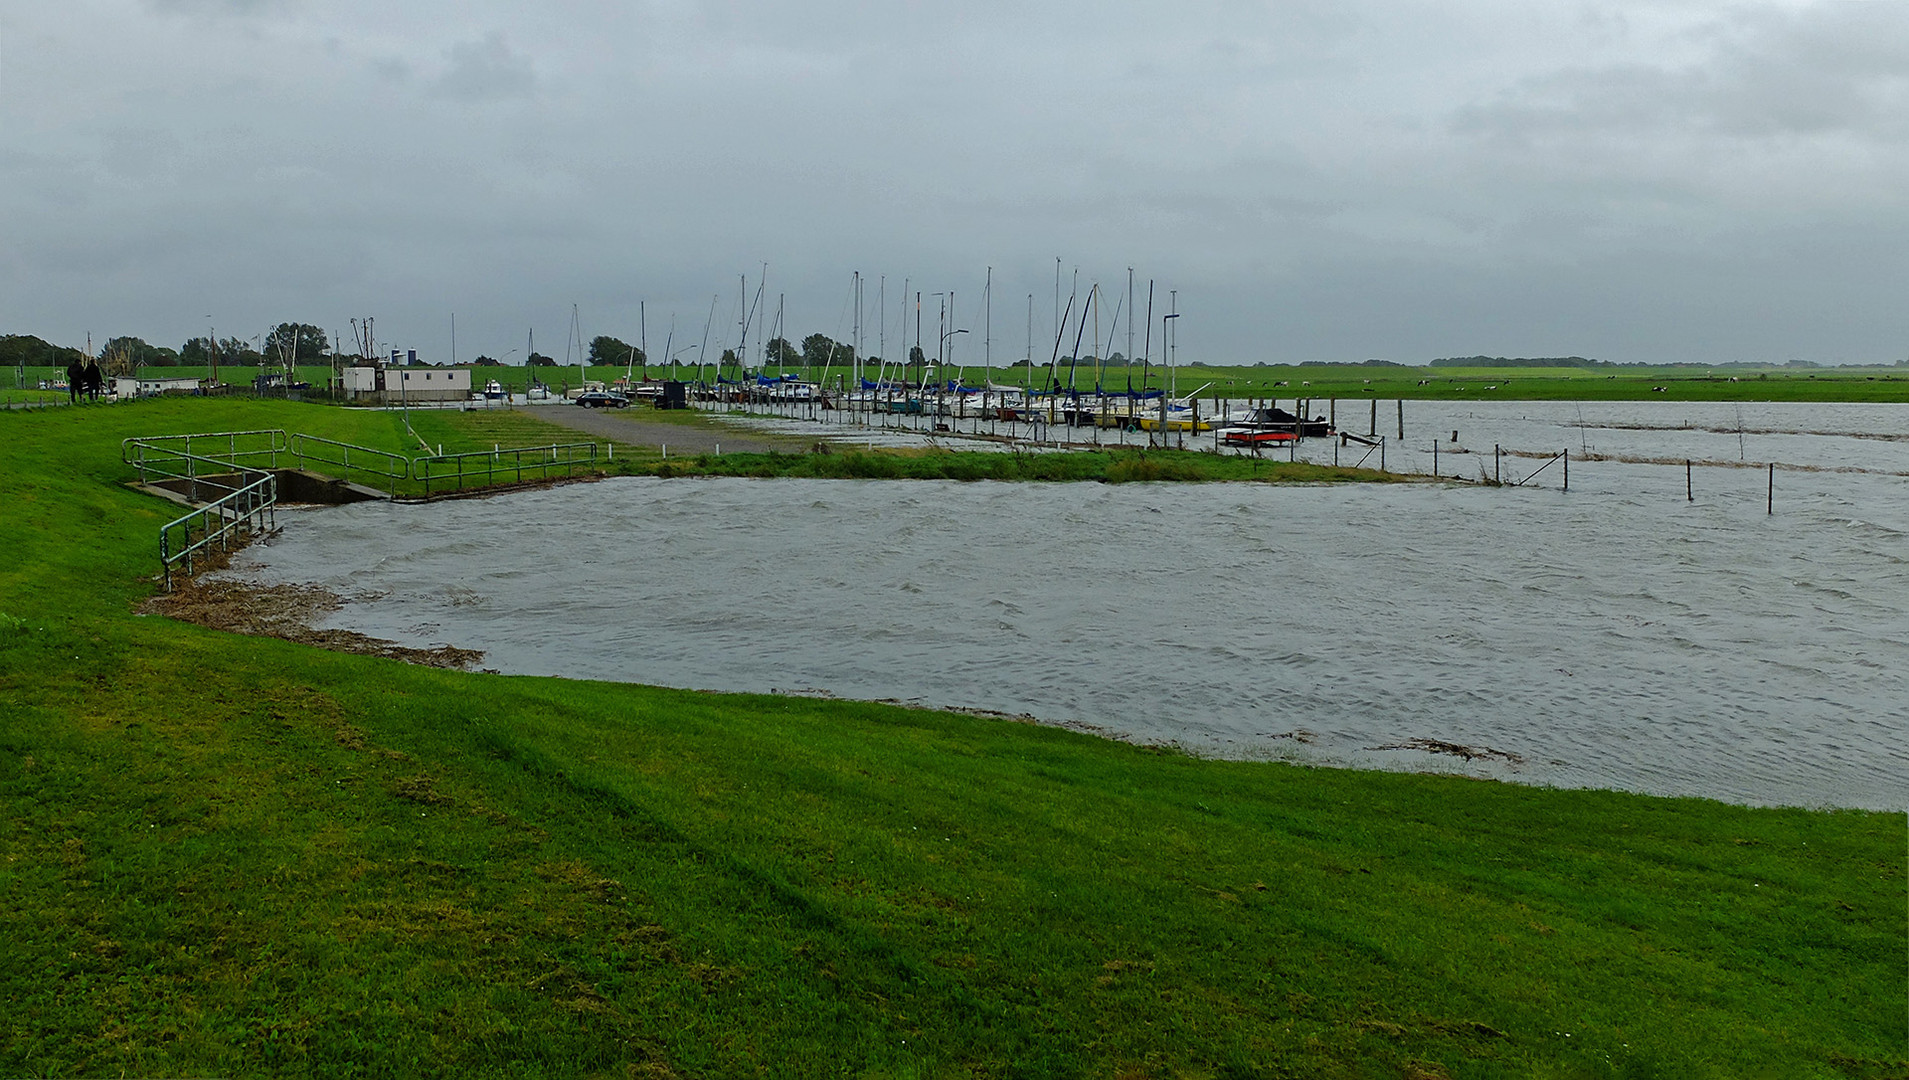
[84,358,103,402]
[65,358,83,404]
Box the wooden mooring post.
[1687,460,1693,502]
[1767,462,1774,514]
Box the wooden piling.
[1687,460,1693,502]
[1397,399,1404,440]
[1767,462,1774,514]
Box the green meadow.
[0,399,1902,1078]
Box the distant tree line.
[1426,356,1880,370]
[0,335,86,369]
[3,324,335,373]
[1430,356,1603,369]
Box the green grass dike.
[0,398,1902,1079]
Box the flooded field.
[221,402,1908,810]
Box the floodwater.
[220,401,1909,810]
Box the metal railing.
[410,442,598,497]
[288,434,411,497]
[158,471,277,591]
[129,431,603,581]
[123,429,285,504]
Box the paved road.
[518,403,810,454]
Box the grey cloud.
[7,0,1908,364]
[1454,4,1909,142]
[145,0,293,16]
[431,33,537,101]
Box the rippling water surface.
[223,404,1909,810]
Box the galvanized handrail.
[123,430,285,502]
[287,433,411,497]
[411,442,598,497]
[122,429,287,471]
[158,471,277,590]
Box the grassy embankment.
[14,361,1909,403]
[1,398,1904,1078]
[63,395,1393,490]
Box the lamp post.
[1161,311,1180,448]
[940,328,969,390]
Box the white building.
[335,364,471,403]
[390,367,471,402]
[112,374,204,399]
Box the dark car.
[574,391,631,408]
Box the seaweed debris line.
[141,579,486,670]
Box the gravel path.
[517,404,811,454]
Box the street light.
[1162,312,1180,400]
[940,328,969,387]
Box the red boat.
[1222,428,1297,447]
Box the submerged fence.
[157,472,277,591]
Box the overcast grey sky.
[4,0,1905,366]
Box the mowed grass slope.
[0,399,1902,1079]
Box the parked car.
[574,391,631,409]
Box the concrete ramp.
[132,468,386,509]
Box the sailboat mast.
[948,290,956,386]
[1143,280,1154,390]
[572,304,584,390]
[698,294,716,384]
[983,266,991,385]
[1114,269,1130,387]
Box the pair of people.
[65,359,104,403]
